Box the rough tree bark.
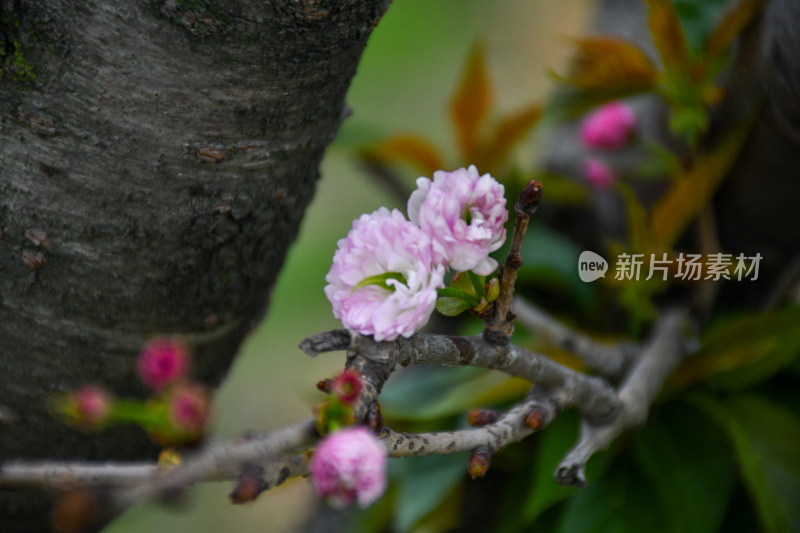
[0,0,389,530]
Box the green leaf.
[436,296,473,317]
[672,0,734,53]
[380,367,519,422]
[691,393,800,533]
[557,452,671,533]
[521,410,581,525]
[353,271,407,292]
[391,454,467,532]
[438,286,480,307]
[467,271,486,299]
[515,223,597,312]
[667,101,709,145]
[672,307,800,390]
[633,401,737,533]
[450,272,476,296]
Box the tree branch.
[512,297,638,379]
[379,386,561,457]
[555,309,687,487]
[483,179,542,344]
[0,179,694,524]
[115,418,317,509]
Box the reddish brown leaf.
[705,0,765,61]
[556,37,658,90]
[479,102,542,172]
[450,40,493,160]
[651,123,751,248]
[361,134,445,175]
[646,0,692,74]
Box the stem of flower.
[483,179,542,344]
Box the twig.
[333,331,619,423]
[115,417,317,508]
[555,309,687,487]
[393,333,620,421]
[512,297,638,379]
[484,179,542,345]
[0,462,157,489]
[299,329,351,357]
[380,386,561,457]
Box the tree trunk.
[0,0,389,529]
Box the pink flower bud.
[168,384,210,435]
[310,427,387,509]
[138,338,190,390]
[582,158,616,189]
[580,101,637,150]
[71,386,112,428]
[332,369,362,405]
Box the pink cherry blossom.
[580,101,637,150]
[408,166,507,275]
[324,207,445,342]
[582,158,616,189]
[310,426,387,508]
[138,337,190,390]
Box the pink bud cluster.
[579,101,638,189]
[325,165,507,341]
[62,337,211,444]
[138,338,210,437]
[310,426,387,509]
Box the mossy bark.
[0,0,389,530]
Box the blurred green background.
[108,1,591,531]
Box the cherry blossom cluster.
[325,166,507,342]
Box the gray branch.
[512,297,639,379]
[555,309,687,486]
[380,386,561,457]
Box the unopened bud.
[332,369,362,404]
[138,337,191,391]
[65,386,113,429]
[466,409,499,427]
[229,470,268,505]
[366,402,383,432]
[524,409,546,430]
[468,446,491,479]
[316,378,333,393]
[168,383,210,439]
[516,179,542,214]
[485,278,500,302]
